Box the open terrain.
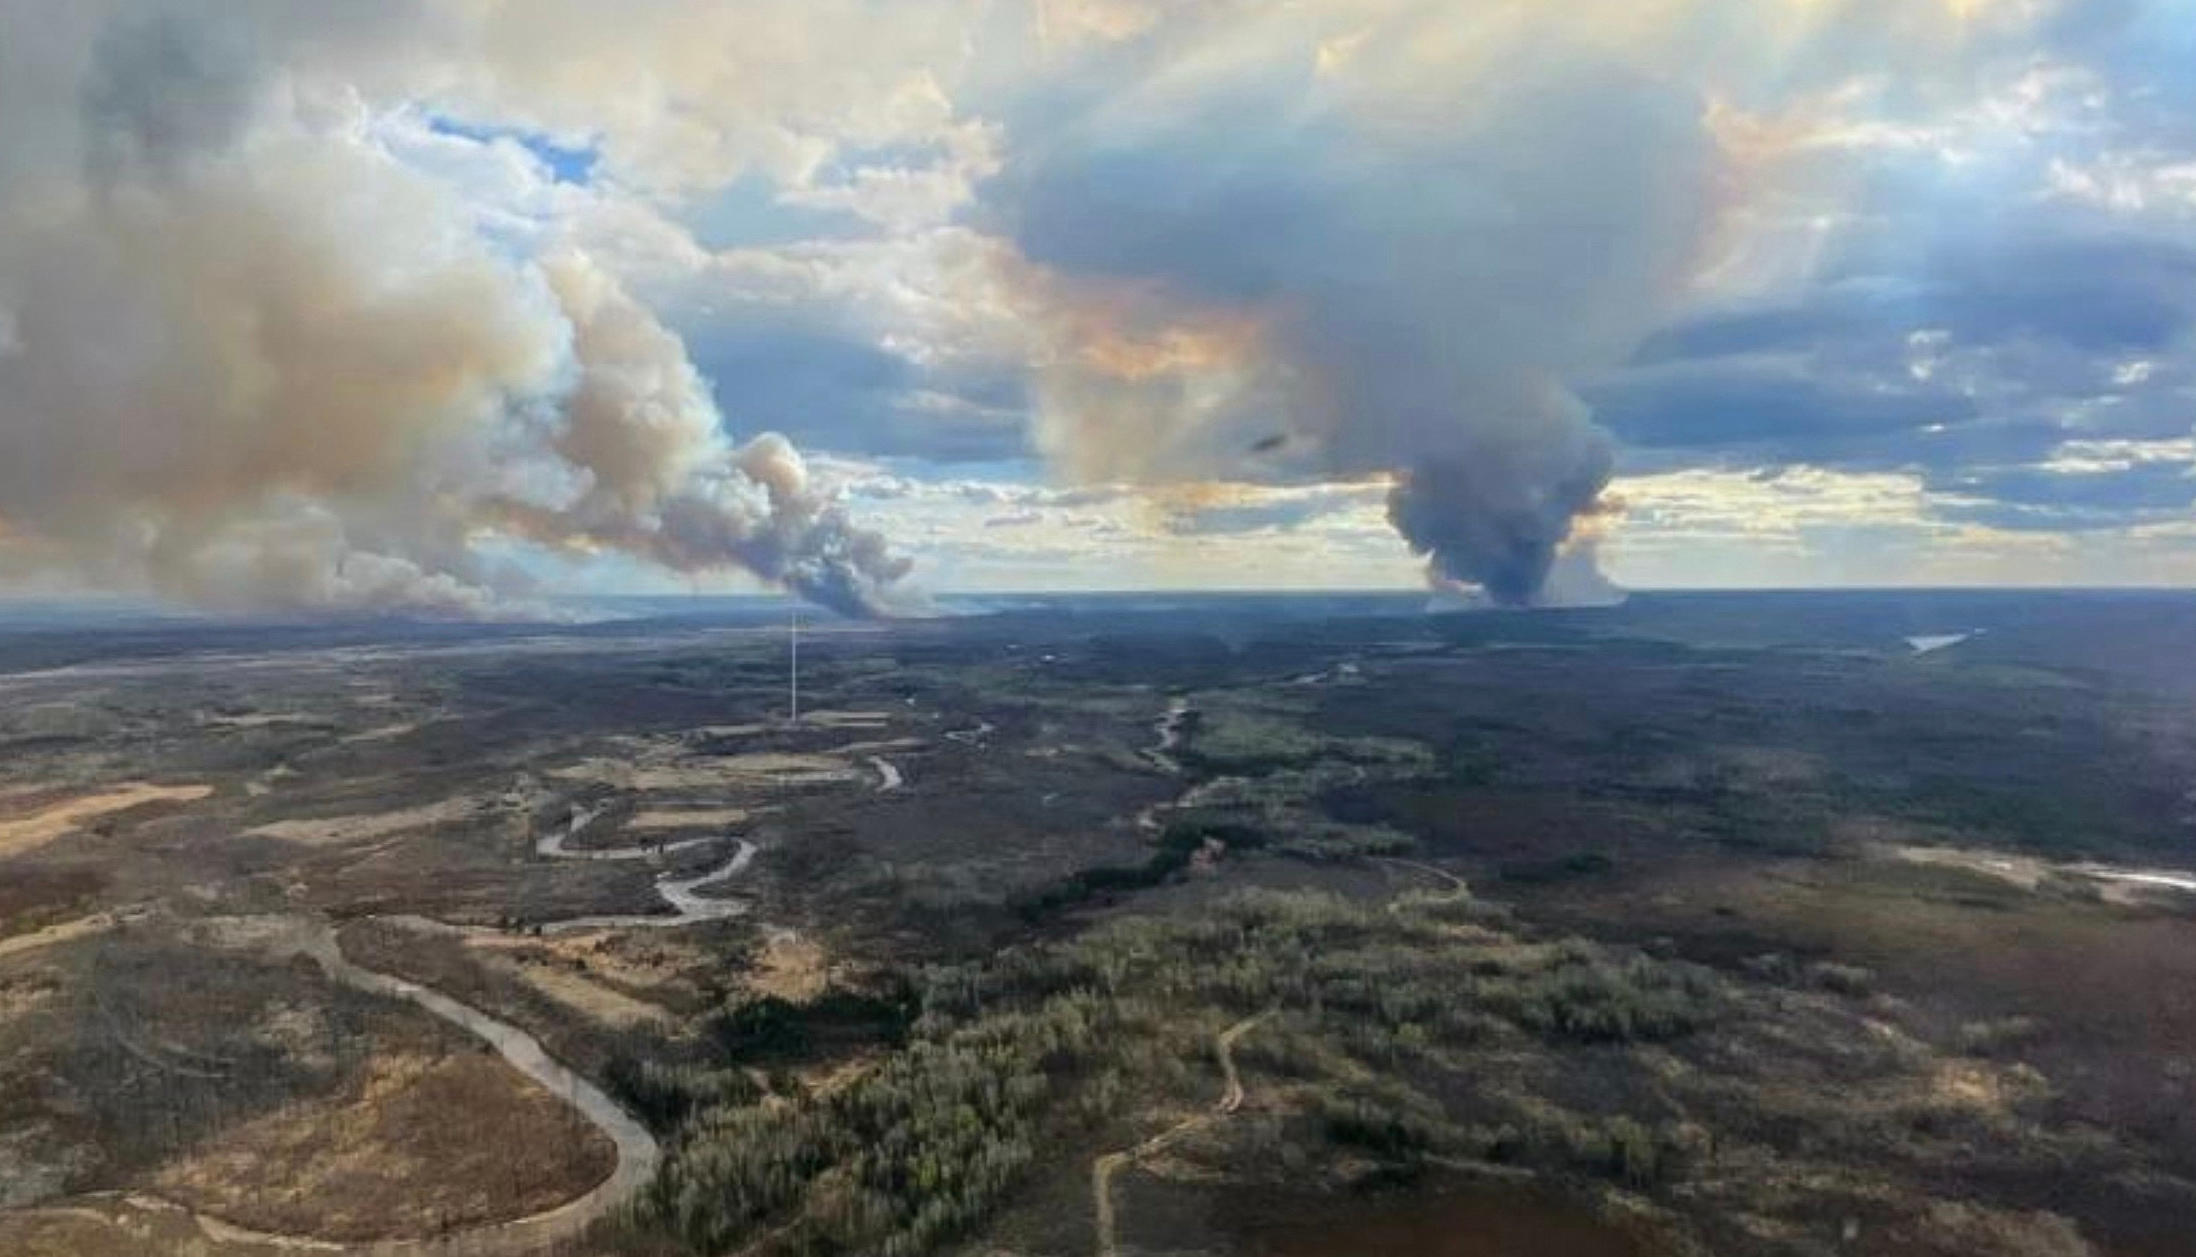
[0,591,2193,1256]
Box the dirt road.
[1092,1010,1269,1257]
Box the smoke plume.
[0,3,919,617]
[485,257,918,617]
[990,4,1731,604]
[1388,432,1618,607]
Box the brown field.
[626,806,749,831]
[0,784,211,859]
[497,952,675,1028]
[150,1046,613,1240]
[245,796,489,847]
[1229,1181,1662,1257]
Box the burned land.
[0,590,2193,1257]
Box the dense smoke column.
[1386,419,1617,606]
[989,8,1725,606]
[630,440,920,619]
[505,259,925,619]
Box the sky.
[3,0,2196,614]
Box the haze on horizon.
[3,0,2194,616]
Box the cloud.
[1931,460,2196,531]
[6,0,2196,607]
[961,0,2196,600]
[676,325,1031,465]
[1161,485,1387,537]
[1623,231,2196,370]
[1828,231,2196,355]
[1610,200,2196,541]
[0,0,922,617]
[980,2,1740,601]
[1590,360,1978,454]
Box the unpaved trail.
[1092,1010,1269,1257]
[1213,1014,1260,1115]
[1376,856,1468,892]
[0,907,146,962]
[1093,808,1469,1257]
[1376,856,1471,915]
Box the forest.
[614,884,1727,1255]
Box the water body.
[104,913,663,1256]
[1892,845,2196,901]
[516,802,760,933]
[1142,698,1191,774]
[543,839,757,934]
[534,805,715,861]
[944,719,995,745]
[2073,866,2196,894]
[302,922,661,1254]
[1906,632,1974,654]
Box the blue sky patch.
[683,173,878,250]
[429,114,599,185]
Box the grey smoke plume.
[1389,433,1617,606]
[992,7,1726,604]
[0,3,919,618]
[488,257,919,617]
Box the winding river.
[295,917,660,1256]
[23,745,906,1251]
[526,802,758,933]
[83,802,763,1253]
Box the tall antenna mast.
[788,604,800,725]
